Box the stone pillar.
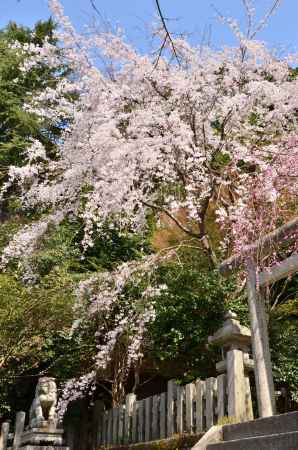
[244,368,253,420]
[0,422,10,450]
[13,411,26,450]
[246,260,276,417]
[209,311,254,422]
[226,349,246,420]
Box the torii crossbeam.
[219,216,298,418]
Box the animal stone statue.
[29,377,58,429]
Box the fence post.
[124,393,136,444]
[0,422,10,450]
[208,311,254,422]
[102,410,108,446]
[92,400,105,447]
[118,404,125,444]
[176,385,184,434]
[206,377,216,429]
[145,396,152,442]
[138,400,144,442]
[160,392,166,439]
[112,408,119,445]
[167,380,176,437]
[152,395,160,440]
[12,411,25,450]
[107,409,113,445]
[195,379,205,433]
[131,401,138,443]
[185,383,195,433]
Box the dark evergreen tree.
[0,19,70,209]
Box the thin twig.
[242,0,254,38]
[270,278,289,311]
[90,0,110,29]
[153,35,168,70]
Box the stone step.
[223,411,298,441]
[207,430,298,450]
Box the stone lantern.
[208,311,254,422]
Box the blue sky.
[1,0,298,53]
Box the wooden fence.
[94,374,227,447]
[0,411,26,450]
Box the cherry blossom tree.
[218,135,298,264]
[2,0,298,412]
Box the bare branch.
[213,1,282,61]
[142,201,218,266]
[251,0,283,39]
[242,0,254,38]
[154,0,181,66]
[142,200,200,238]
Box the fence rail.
[94,374,227,447]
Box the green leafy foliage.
[0,270,75,416]
[75,222,153,273]
[149,249,235,381]
[270,276,298,406]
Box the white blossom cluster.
[60,253,170,415]
[1,211,64,278]
[75,254,170,370]
[4,3,298,261]
[56,371,97,419]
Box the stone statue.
[29,377,58,429]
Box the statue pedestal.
[20,447,69,450]
[20,427,68,449]
[21,428,64,445]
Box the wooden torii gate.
[219,216,298,418]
